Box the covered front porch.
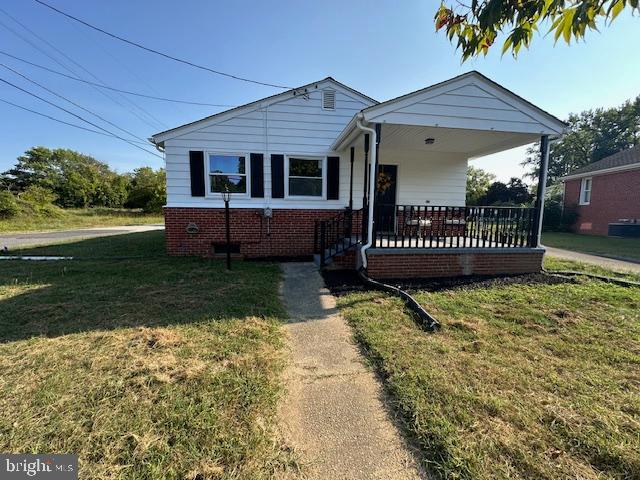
[316,72,566,277]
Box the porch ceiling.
[351,124,541,158]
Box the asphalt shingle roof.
[568,144,640,176]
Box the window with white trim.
[579,177,592,205]
[287,157,323,197]
[208,154,247,194]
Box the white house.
[151,71,566,279]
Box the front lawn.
[338,274,640,479]
[0,232,295,479]
[0,207,163,233]
[543,232,640,261]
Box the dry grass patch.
[0,206,162,233]
[0,232,296,479]
[338,276,640,479]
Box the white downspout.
[355,114,377,269]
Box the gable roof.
[362,71,566,128]
[563,145,640,180]
[332,71,568,151]
[150,77,378,144]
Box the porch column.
[349,146,354,210]
[533,135,550,247]
[362,134,370,237]
[373,124,382,246]
[362,133,370,208]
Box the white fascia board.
[330,115,360,151]
[152,78,376,145]
[361,72,566,136]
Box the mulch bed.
[322,269,575,296]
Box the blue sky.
[0,0,638,181]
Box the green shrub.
[543,200,578,232]
[20,185,57,207]
[0,191,19,218]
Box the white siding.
[364,76,564,135]
[164,81,371,209]
[337,146,467,209]
[162,79,477,210]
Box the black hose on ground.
[357,268,440,331]
[542,268,640,288]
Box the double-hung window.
[579,177,592,205]
[208,154,247,194]
[287,157,324,197]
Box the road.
[0,224,164,251]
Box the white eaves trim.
[332,71,567,151]
[561,162,640,181]
[151,77,377,145]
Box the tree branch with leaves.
[435,0,639,60]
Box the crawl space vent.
[322,90,336,110]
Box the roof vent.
[322,89,336,110]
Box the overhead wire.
[0,6,166,131]
[1,62,149,143]
[0,50,235,108]
[0,76,163,159]
[34,0,292,89]
[0,96,151,145]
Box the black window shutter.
[327,156,340,200]
[250,153,264,198]
[271,154,284,198]
[189,151,205,197]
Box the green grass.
[338,275,640,479]
[0,232,295,479]
[544,256,640,282]
[543,232,640,261]
[0,206,163,233]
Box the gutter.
[355,114,377,269]
[148,137,165,153]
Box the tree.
[435,0,639,60]
[478,177,534,205]
[125,167,166,213]
[522,95,640,184]
[466,166,495,205]
[0,147,130,208]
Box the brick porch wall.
[365,248,544,279]
[164,207,351,257]
[564,169,640,236]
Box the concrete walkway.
[545,246,640,274]
[0,224,164,250]
[279,263,424,480]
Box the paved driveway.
[545,246,640,274]
[0,224,164,251]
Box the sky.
[0,0,638,182]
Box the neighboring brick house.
[562,145,640,236]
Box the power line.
[0,6,166,131]
[0,97,150,145]
[0,50,235,107]
[1,63,148,143]
[34,0,291,90]
[2,63,148,143]
[0,76,162,159]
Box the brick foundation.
[164,207,349,257]
[365,248,544,279]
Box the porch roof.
[331,71,567,154]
